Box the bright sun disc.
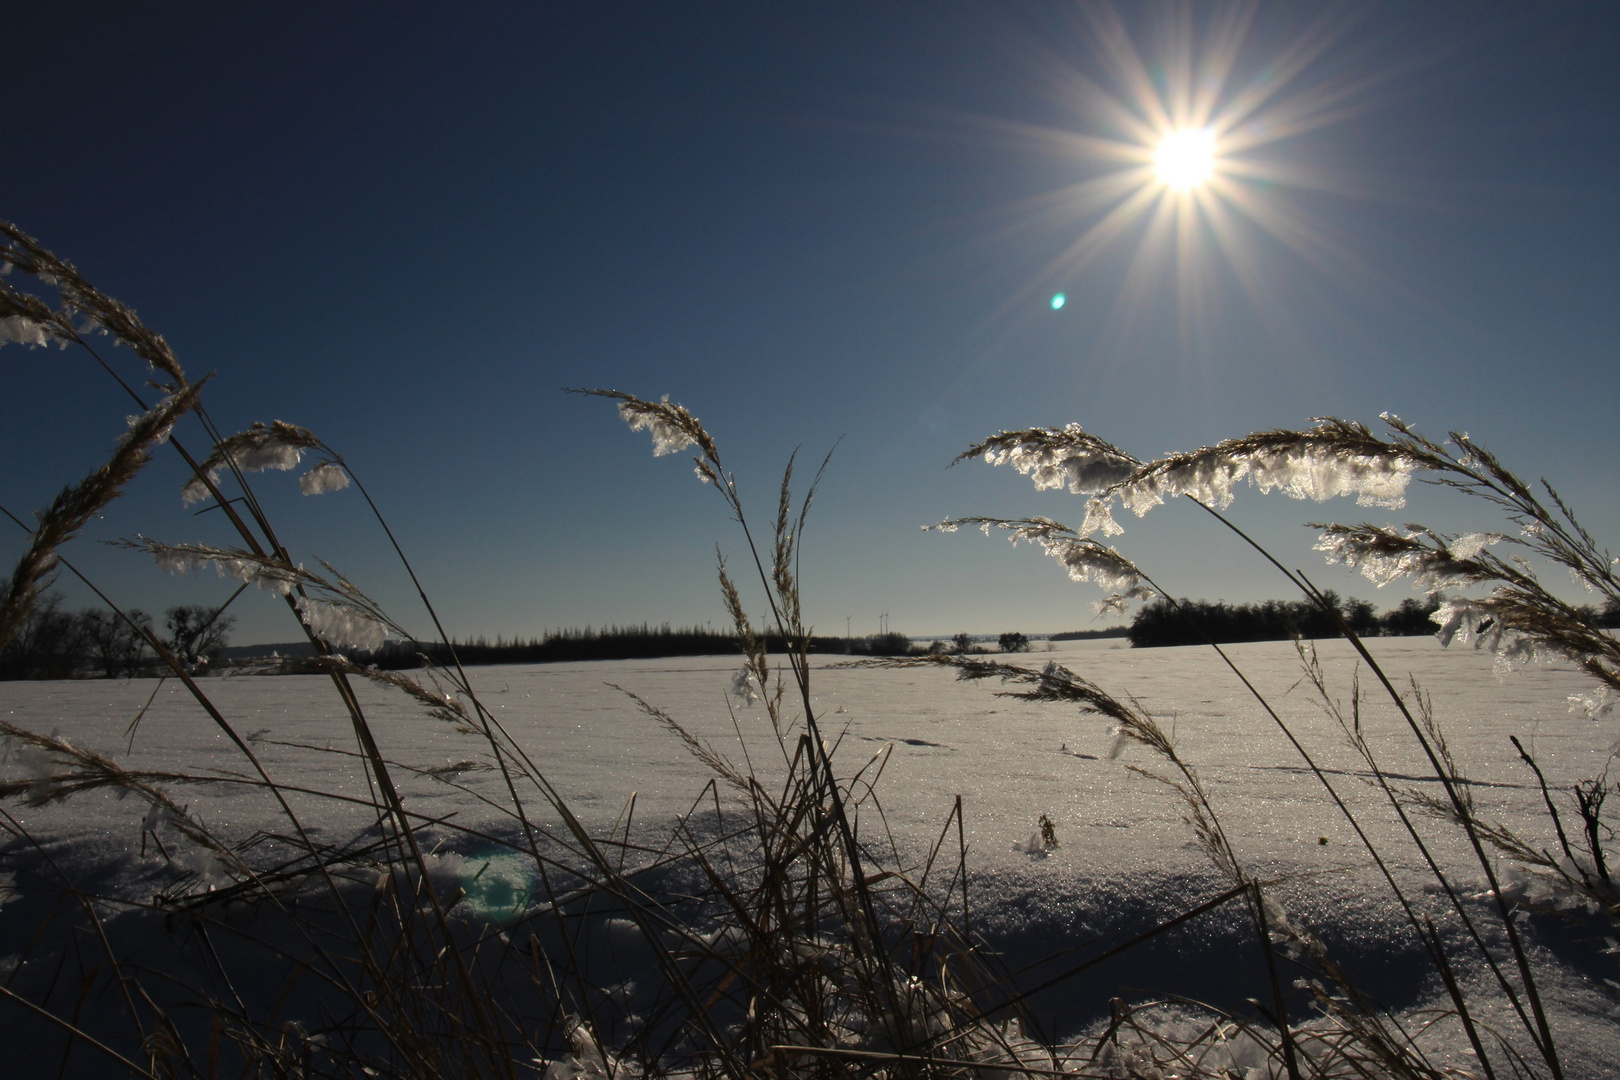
[1154,128,1216,190]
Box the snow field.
[2,635,1617,1073]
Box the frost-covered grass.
[2,226,1619,1078]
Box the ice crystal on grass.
[935,516,1154,614]
[1569,689,1618,721]
[959,424,1140,494]
[542,1018,635,1080]
[1114,423,1415,519]
[1315,524,1503,589]
[136,539,396,650]
[181,420,328,504]
[1449,532,1499,561]
[1497,862,1611,916]
[728,665,761,706]
[1431,597,1551,674]
[298,460,350,495]
[966,419,1417,539]
[1431,598,1493,649]
[297,596,387,651]
[141,801,171,835]
[621,395,697,456]
[143,540,301,595]
[0,314,48,348]
[960,413,1620,720]
[580,389,725,491]
[1081,496,1124,537]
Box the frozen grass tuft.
[0,227,1615,1077]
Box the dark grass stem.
[1189,496,1552,1076]
[8,232,1599,1076]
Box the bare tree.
[165,605,234,668]
[80,608,153,677]
[0,594,82,679]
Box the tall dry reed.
[938,414,1620,1079]
[1,223,1611,1078]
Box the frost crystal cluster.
[619,396,696,457]
[969,420,1416,542]
[298,461,350,495]
[180,421,331,505]
[0,314,48,348]
[1112,428,1415,521]
[1315,526,1503,590]
[935,517,1153,615]
[728,665,761,706]
[1431,598,1549,675]
[541,1018,637,1080]
[970,424,1139,495]
[146,542,300,596]
[296,597,387,651]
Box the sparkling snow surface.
[3,637,1618,1071]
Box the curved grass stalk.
[951,415,1614,1078]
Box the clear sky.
[4,2,1618,646]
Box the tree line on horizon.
[1122,592,1620,648]
[355,623,911,671]
[8,595,1618,679]
[354,594,1620,668]
[0,597,234,680]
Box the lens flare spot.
[1154,128,1216,190]
[1050,293,1067,310]
[456,852,535,925]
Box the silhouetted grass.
[2,225,1614,1079]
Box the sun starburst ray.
[982,4,1392,345]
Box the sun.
[982,4,1372,341]
[1154,127,1217,191]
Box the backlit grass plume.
[180,420,348,504]
[950,410,1620,1079]
[928,515,1154,614]
[961,413,1620,692]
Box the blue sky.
[4,2,1618,645]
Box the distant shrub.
[999,630,1030,653]
[0,594,80,679]
[861,630,915,656]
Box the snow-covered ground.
[3,636,1618,1073]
